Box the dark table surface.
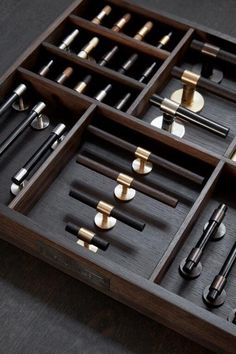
[0,1,235,353]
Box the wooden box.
[0,1,235,352]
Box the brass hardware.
[78,227,95,243]
[74,81,87,93]
[112,13,131,32]
[92,6,112,25]
[77,227,98,253]
[201,43,220,57]
[159,34,170,46]
[171,69,204,112]
[132,147,153,175]
[95,201,116,230]
[114,173,136,201]
[77,37,99,59]
[134,21,153,41]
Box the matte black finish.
[65,222,109,251]
[181,204,227,274]
[0,105,43,157]
[69,188,145,231]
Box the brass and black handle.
[11,123,66,194]
[179,204,227,279]
[69,188,145,231]
[87,125,204,184]
[191,39,236,66]
[0,84,27,116]
[203,241,236,307]
[66,222,109,251]
[76,154,178,207]
[0,102,47,157]
[150,94,229,137]
[172,66,236,104]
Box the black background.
[0,1,235,353]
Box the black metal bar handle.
[0,102,46,157]
[0,84,27,116]
[182,204,227,274]
[12,123,66,185]
[150,95,229,137]
[206,241,236,303]
[69,188,145,231]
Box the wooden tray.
[0,1,235,352]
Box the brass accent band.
[97,200,114,215]
[181,70,200,86]
[181,70,200,106]
[78,228,95,243]
[160,98,180,116]
[135,147,151,161]
[117,173,133,187]
[159,34,170,46]
[78,37,99,58]
[74,81,87,93]
[134,21,153,41]
[92,6,112,25]
[112,14,130,32]
[202,43,220,57]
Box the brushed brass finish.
[77,239,98,253]
[159,34,170,46]
[132,147,153,175]
[74,81,87,93]
[77,37,99,59]
[114,173,135,201]
[92,5,112,25]
[134,21,153,41]
[95,201,116,230]
[112,13,131,32]
[78,227,95,243]
[171,70,204,112]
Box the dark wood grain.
[0,0,236,353]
